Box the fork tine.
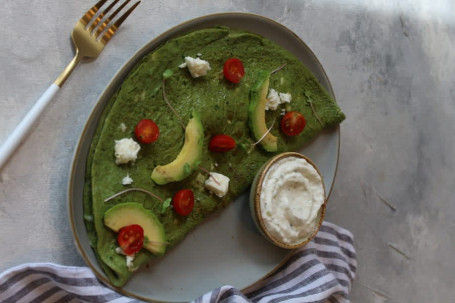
[94,0,131,36]
[81,0,109,26]
[100,1,140,44]
[89,0,120,31]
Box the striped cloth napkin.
[0,222,356,303]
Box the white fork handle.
[0,83,60,170]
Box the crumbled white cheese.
[266,89,281,110]
[122,174,133,185]
[115,247,138,272]
[119,123,127,132]
[126,255,136,271]
[179,56,211,78]
[204,172,230,198]
[266,88,292,110]
[279,92,292,103]
[114,138,140,165]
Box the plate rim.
[68,12,341,302]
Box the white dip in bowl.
[250,152,326,249]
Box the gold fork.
[0,0,140,170]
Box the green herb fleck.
[84,214,94,222]
[161,198,172,214]
[162,69,174,79]
[239,143,248,150]
[184,162,192,175]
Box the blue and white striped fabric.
[0,222,356,303]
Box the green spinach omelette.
[83,26,345,287]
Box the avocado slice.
[151,110,204,185]
[248,70,278,152]
[104,202,166,255]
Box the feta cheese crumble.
[265,88,292,110]
[126,255,136,271]
[114,138,140,165]
[279,92,292,103]
[179,56,211,78]
[119,123,127,132]
[122,174,133,185]
[115,247,138,272]
[204,172,230,197]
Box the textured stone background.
[1,0,454,301]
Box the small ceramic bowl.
[249,152,327,249]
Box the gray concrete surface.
[1,0,454,301]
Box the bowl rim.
[252,152,327,249]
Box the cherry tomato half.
[172,189,194,216]
[135,119,159,144]
[280,111,306,136]
[223,58,245,84]
[209,134,236,152]
[117,224,144,255]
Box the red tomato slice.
[172,189,194,216]
[280,111,306,136]
[209,134,236,152]
[117,224,144,255]
[223,58,245,83]
[135,119,160,144]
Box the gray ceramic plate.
[68,13,340,303]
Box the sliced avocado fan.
[151,110,204,185]
[248,70,278,152]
